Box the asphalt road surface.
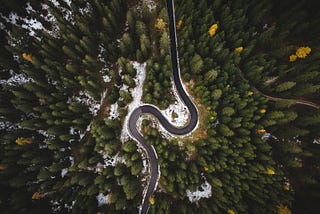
[128,0,199,213]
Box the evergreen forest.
[0,0,319,213]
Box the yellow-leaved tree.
[22,53,34,62]
[277,204,291,214]
[16,137,32,145]
[155,18,167,32]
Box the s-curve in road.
[127,0,199,213]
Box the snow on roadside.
[158,78,196,138]
[120,61,146,143]
[160,98,188,127]
[186,179,212,203]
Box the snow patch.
[211,119,220,129]
[100,88,108,105]
[265,76,279,85]
[64,200,75,210]
[160,99,188,127]
[141,159,148,175]
[1,11,43,38]
[186,180,212,203]
[157,75,197,139]
[61,168,68,178]
[98,151,126,167]
[49,0,74,25]
[69,91,100,116]
[0,121,21,131]
[21,17,44,37]
[37,130,55,148]
[40,4,60,37]
[69,127,75,135]
[0,22,5,30]
[69,156,75,166]
[313,138,320,144]
[0,71,34,86]
[79,124,91,139]
[103,73,111,83]
[96,193,108,206]
[63,0,72,7]
[120,61,146,143]
[79,2,92,15]
[97,44,112,83]
[108,103,119,120]
[86,152,126,173]
[145,0,157,10]
[4,0,61,38]
[120,83,130,92]
[50,200,62,213]
[261,132,277,140]
[6,13,19,25]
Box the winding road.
[127,0,199,213]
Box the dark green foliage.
[1,0,320,213]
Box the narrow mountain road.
[127,0,199,213]
[237,67,320,109]
[262,94,320,109]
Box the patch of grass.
[180,80,209,142]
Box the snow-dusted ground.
[160,98,189,127]
[0,70,34,86]
[186,179,212,203]
[261,132,278,140]
[108,103,119,120]
[145,0,157,10]
[82,152,126,173]
[120,61,147,143]
[98,44,112,84]
[68,91,100,116]
[98,151,126,167]
[79,124,91,139]
[313,138,320,144]
[158,74,199,139]
[0,121,21,131]
[61,168,68,178]
[2,2,55,38]
[96,193,108,206]
[119,59,197,142]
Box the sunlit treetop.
[208,23,218,36]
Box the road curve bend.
[127,0,199,213]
